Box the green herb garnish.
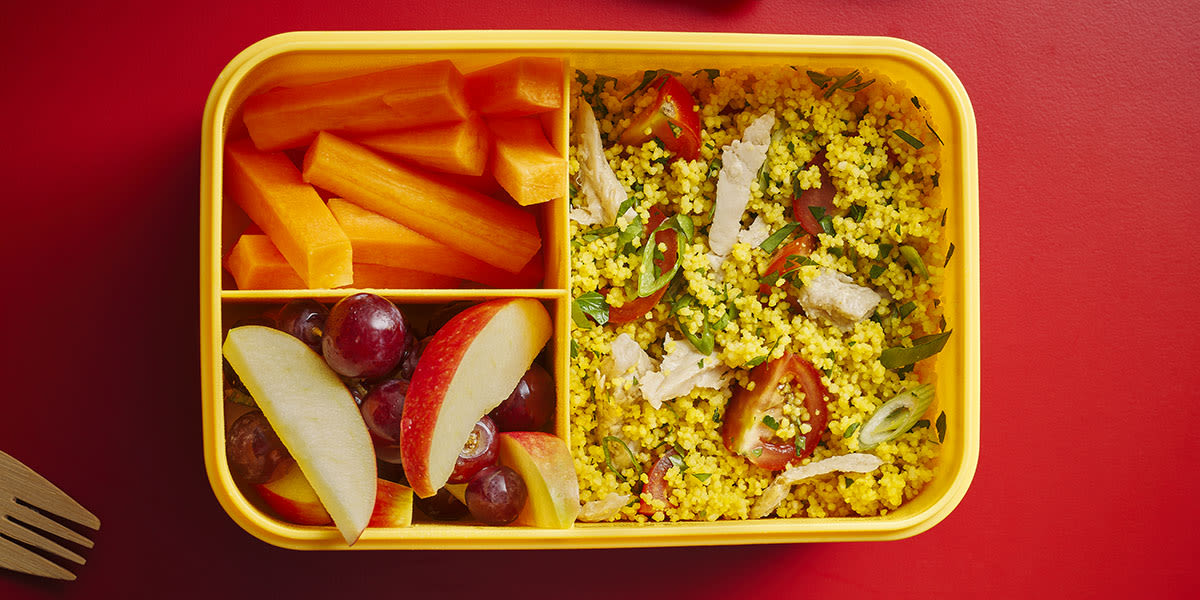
[869,264,886,279]
[945,243,956,267]
[879,330,953,369]
[910,96,922,109]
[694,68,720,80]
[897,301,917,319]
[936,411,947,443]
[823,69,861,98]
[637,227,683,297]
[615,216,643,253]
[848,204,867,222]
[692,472,712,482]
[622,69,681,100]
[570,339,579,358]
[900,245,929,279]
[601,436,640,482]
[760,222,802,253]
[572,291,609,328]
[806,70,833,87]
[844,477,854,487]
[762,415,780,431]
[843,422,860,438]
[893,129,925,149]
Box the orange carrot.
[226,234,458,290]
[242,60,469,151]
[487,117,566,206]
[354,113,488,176]
[302,131,540,273]
[225,139,353,289]
[327,199,543,288]
[465,57,564,117]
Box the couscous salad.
[568,66,952,523]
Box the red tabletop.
[1,1,1197,597]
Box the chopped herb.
[712,408,721,423]
[578,226,619,243]
[879,330,953,369]
[570,339,579,358]
[575,70,588,85]
[843,78,876,93]
[668,121,682,139]
[893,129,925,149]
[751,447,763,458]
[806,70,833,87]
[697,359,705,369]
[707,157,723,178]
[615,216,643,252]
[760,222,802,253]
[823,69,861,98]
[829,246,843,258]
[569,182,578,202]
[795,438,807,455]
[931,172,940,187]
[572,291,609,328]
[926,120,945,145]
[787,140,796,154]
[939,315,947,331]
[936,411,947,443]
[631,181,644,193]
[843,422,860,438]
[844,477,854,487]
[940,208,948,227]
[693,68,720,80]
[601,436,640,482]
[692,472,712,482]
[910,96,922,109]
[622,69,681,100]
[900,245,929,279]
[897,301,917,319]
[848,204,867,222]
[877,243,893,258]
[744,354,769,368]
[868,264,886,279]
[895,224,902,235]
[908,419,930,433]
[945,243,956,267]
[762,415,780,430]
[667,452,686,473]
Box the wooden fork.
[0,451,100,580]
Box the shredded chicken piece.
[595,334,654,468]
[737,215,771,248]
[571,101,629,227]
[707,110,775,257]
[578,492,633,523]
[796,268,883,331]
[639,334,728,409]
[749,453,885,518]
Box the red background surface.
[1,0,1197,597]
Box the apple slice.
[497,432,580,528]
[400,298,552,498]
[255,459,334,526]
[223,325,375,544]
[369,479,415,528]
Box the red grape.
[447,417,499,484]
[489,363,555,432]
[360,379,409,445]
[322,293,411,378]
[276,299,328,351]
[465,465,527,525]
[395,334,426,380]
[226,411,290,485]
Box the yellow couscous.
[568,66,952,522]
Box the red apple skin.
[369,479,414,528]
[400,298,551,498]
[255,460,333,526]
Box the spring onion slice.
[858,384,936,450]
[900,245,929,279]
[601,436,640,482]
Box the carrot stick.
[465,57,563,117]
[353,114,488,176]
[302,131,540,273]
[487,117,566,207]
[328,199,543,288]
[226,234,459,290]
[225,139,353,289]
[242,60,469,151]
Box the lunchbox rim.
[200,29,980,550]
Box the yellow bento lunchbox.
[200,30,979,549]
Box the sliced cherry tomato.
[721,353,832,471]
[608,207,678,324]
[792,152,838,237]
[638,448,679,515]
[758,236,815,296]
[618,75,703,161]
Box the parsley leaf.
[893,129,925,149]
[572,291,609,328]
[759,222,802,253]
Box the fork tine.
[8,502,94,549]
[0,451,99,530]
[0,518,85,565]
[0,533,76,580]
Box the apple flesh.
[400,298,552,498]
[497,432,580,528]
[224,325,376,544]
[255,459,333,526]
